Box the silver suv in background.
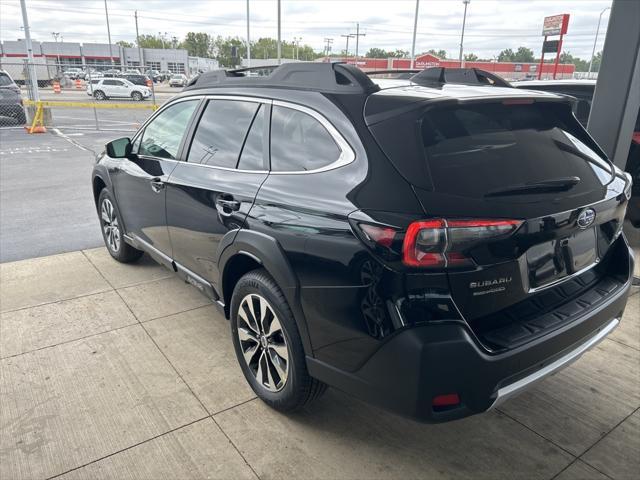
[86,78,151,101]
[169,74,188,88]
[0,70,26,125]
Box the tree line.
[118,33,321,67]
[117,34,602,72]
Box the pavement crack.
[51,127,96,156]
[44,416,212,480]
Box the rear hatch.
[365,92,631,345]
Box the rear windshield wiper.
[484,176,581,197]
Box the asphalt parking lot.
[0,128,107,262]
[1,126,639,479]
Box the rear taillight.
[402,219,522,268]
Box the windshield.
[0,73,14,87]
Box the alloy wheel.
[100,198,121,253]
[237,294,290,392]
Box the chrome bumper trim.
[490,317,620,409]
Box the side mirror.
[105,137,132,158]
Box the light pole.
[293,37,301,60]
[410,0,420,69]
[104,0,114,65]
[277,0,281,64]
[458,0,470,67]
[158,32,167,49]
[587,7,610,79]
[246,0,251,67]
[51,32,61,74]
[19,0,39,102]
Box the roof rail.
[410,67,513,88]
[184,62,380,94]
[366,69,420,80]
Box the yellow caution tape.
[23,100,159,110]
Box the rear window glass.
[270,106,341,172]
[420,102,612,198]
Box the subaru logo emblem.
[577,208,596,229]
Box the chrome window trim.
[131,94,356,175]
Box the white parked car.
[169,74,188,88]
[86,78,151,101]
[63,68,84,80]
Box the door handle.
[216,196,241,216]
[150,177,165,193]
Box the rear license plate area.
[526,227,597,290]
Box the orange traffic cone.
[53,81,61,94]
[75,78,82,89]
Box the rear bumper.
[307,241,634,423]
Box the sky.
[0,0,613,60]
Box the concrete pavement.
[1,247,638,479]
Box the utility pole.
[458,0,470,67]
[277,0,282,64]
[134,11,144,70]
[410,0,420,69]
[19,0,39,101]
[158,32,167,50]
[588,7,610,79]
[341,33,354,61]
[353,23,366,65]
[324,38,333,57]
[104,0,114,65]
[246,0,251,67]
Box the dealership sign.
[542,14,570,36]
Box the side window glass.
[237,105,265,170]
[187,100,259,167]
[138,100,198,159]
[270,105,341,172]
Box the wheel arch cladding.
[92,175,107,207]
[218,229,314,355]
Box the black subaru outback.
[92,63,634,423]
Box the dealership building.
[333,52,576,80]
[0,39,218,75]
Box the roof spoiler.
[184,62,380,94]
[410,67,513,88]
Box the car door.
[114,79,130,98]
[165,97,270,288]
[111,98,200,256]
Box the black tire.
[94,90,106,100]
[15,108,27,125]
[131,91,143,101]
[97,189,143,263]
[231,269,326,412]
